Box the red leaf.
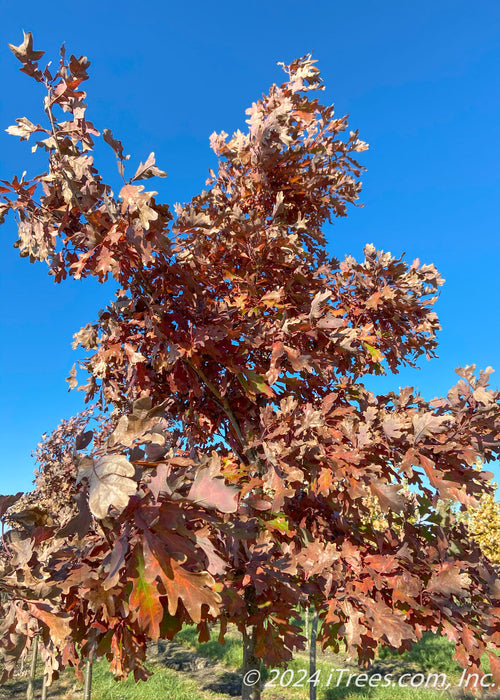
[143,539,221,624]
[188,469,238,513]
[129,549,163,640]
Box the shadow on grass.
[378,632,460,675]
[203,669,242,697]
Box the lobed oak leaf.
[196,536,227,575]
[5,117,43,141]
[365,290,383,310]
[132,152,167,181]
[295,540,339,578]
[382,415,403,439]
[162,559,221,624]
[364,553,398,574]
[369,481,405,513]
[77,454,137,519]
[426,562,471,597]
[285,345,313,372]
[473,386,494,405]
[28,602,72,648]
[367,601,416,648]
[102,128,129,161]
[65,364,78,391]
[188,469,238,513]
[124,343,146,365]
[120,184,158,230]
[309,289,331,321]
[67,53,90,80]
[143,539,221,624]
[412,412,448,443]
[455,364,477,385]
[108,414,156,448]
[392,571,422,604]
[129,549,163,640]
[9,32,45,63]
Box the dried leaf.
[131,152,167,181]
[77,454,137,519]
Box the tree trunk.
[309,610,318,700]
[83,653,93,700]
[41,666,48,700]
[26,635,38,700]
[305,607,309,651]
[241,626,261,700]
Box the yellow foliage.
[466,492,500,564]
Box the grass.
[378,632,461,674]
[176,624,244,667]
[2,627,496,699]
[90,658,215,700]
[89,629,495,700]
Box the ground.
[0,626,498,699]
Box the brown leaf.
[0,492,23,519]
[132,152,167,181]
[412,412,448,443]
[102,128,128,161]
[309,289,331,321]
[103,536,129,591]
[9,536,33,566]
[9,32,45,63]
[426,562,471,597]
[77,454,137,519]
[369,481,405,513]
[75,430,93,450]
[368,601,416,648]
[65,364,78,391]
[57,491,92,539]
[147,463,172,501]
[120,184,158,229]
[5,117,42,141]
[382,416,403,439]
[28,603,72,648]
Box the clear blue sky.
[1,1,499,494]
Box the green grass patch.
[176,624,243,668]
[378,632,461,675]
[90,657,216,700]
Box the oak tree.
[1,32,500,698]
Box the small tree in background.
[466,485,500,565]
[1,32,500,699]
